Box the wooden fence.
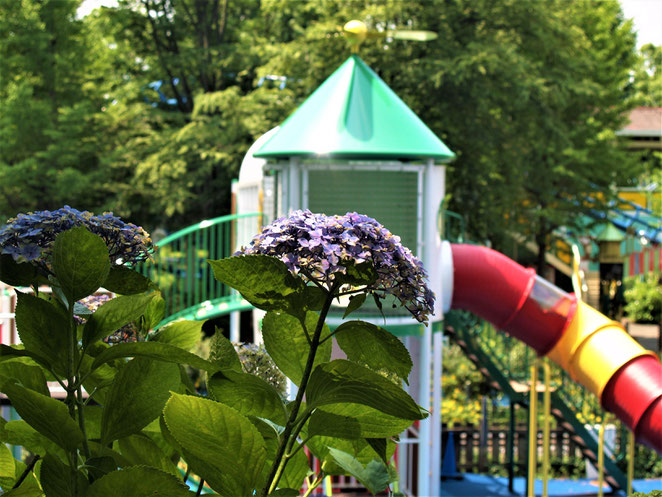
[442,424,584,475]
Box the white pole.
[230,311,240,343]
[417,328,432,497]
[431,330,442,496]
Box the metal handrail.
[139,213,262,324]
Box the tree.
[0,0,113,220]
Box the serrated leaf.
[144,293,165,330]
[83,293,155,347]
[0,361,48,396]
[0,443,16,490]
[317,404,411,439]
[0,255,38,287]
[2,472,44,497]
[365,438,388,464]
[307,438,394,476]
[208,370,287,425]
[272,489,299,497]
[101,358,180,444]
[52,227,110,302]
[262,311,330,386]
[40,453,88,497]
[86,466,191,497]
[208,328,241,372]
[14,293,68,371]
[306,360,424,420]
[85,456,118,480]
[3,383,83,452]
[89,341,220,374]
[117,434,179,475]
[0,421,65,458]
[163,393,267,496]
[103,266,151,295]
[307,409,361,439]
[149,320,203,351]
[209,255,306,316]
[0,346,50,372]
[279,446,310,490]
[343,294,366,318]
[334,321,412,384]
[327,448,390,495]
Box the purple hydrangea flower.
[237,210,435,324]
[0,206,153,272]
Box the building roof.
[254,55,455,161]
[617,106,662,137]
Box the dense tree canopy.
[0,0,653,258]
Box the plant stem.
[261,285,337,496]
[302,472,325,497]
[66,300,79,497]
[11,454,40,489]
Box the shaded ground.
[438,473,662,497]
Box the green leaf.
[0,443,16,490]
[262,311,331,386]
[149,320,203,351]
[117,434,178,476]
[163,393,267,496]
[327,448,390,495]
[89,341,221,374]
[103,266,151,295]
[334,321,413,384]
[307,409,361,439]
[306,360,424,420]
[343,294,366,318]
[2,473,44,497]
[365,438,388,464]
[0,361,49,396]
[316,404,411,439]
[3,383,83,451]
[83,293,156,347]
[101,358,180,444]
[337,261,377,287]
[0,255,38,287]
[143,293,166,330]
[0,346,50,372]
[14,293,68,371]
[272,490,299,497]
[307,438,394,476]
[278,447,310,490]
[0,421,65,458]
[86,466,192,497]
[52,226,110,302]
[40,453,88,497]
[208,328,241,372]
[209,255,306,315]
[207,370,287,425]
[84,457,118,480]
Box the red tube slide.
[449,244,662,454]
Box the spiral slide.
[441,243,662,454]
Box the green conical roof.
[255,55,455,161]
[596,223,625,242]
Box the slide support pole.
[598,423,605,497]
[527,359,539,497]
[627,429,635,497]
[542,361,551,497]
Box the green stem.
[66,301,79,497]
[302,472,326,497]
[76,385,91,461]
[261,285,338,496]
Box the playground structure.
[0,52,660,496]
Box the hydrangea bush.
[0,207,432,497]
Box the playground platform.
[438,473,661,496]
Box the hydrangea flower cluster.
[0,206,153,272]
[75,294,142,344]
[238,210,435,323]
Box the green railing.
[138,213,262,326]
[445,310,630,490]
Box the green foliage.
[0,219,425,495]
[442,342,483,426]
[624,273,662,323]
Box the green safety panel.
[308,169,419,255]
